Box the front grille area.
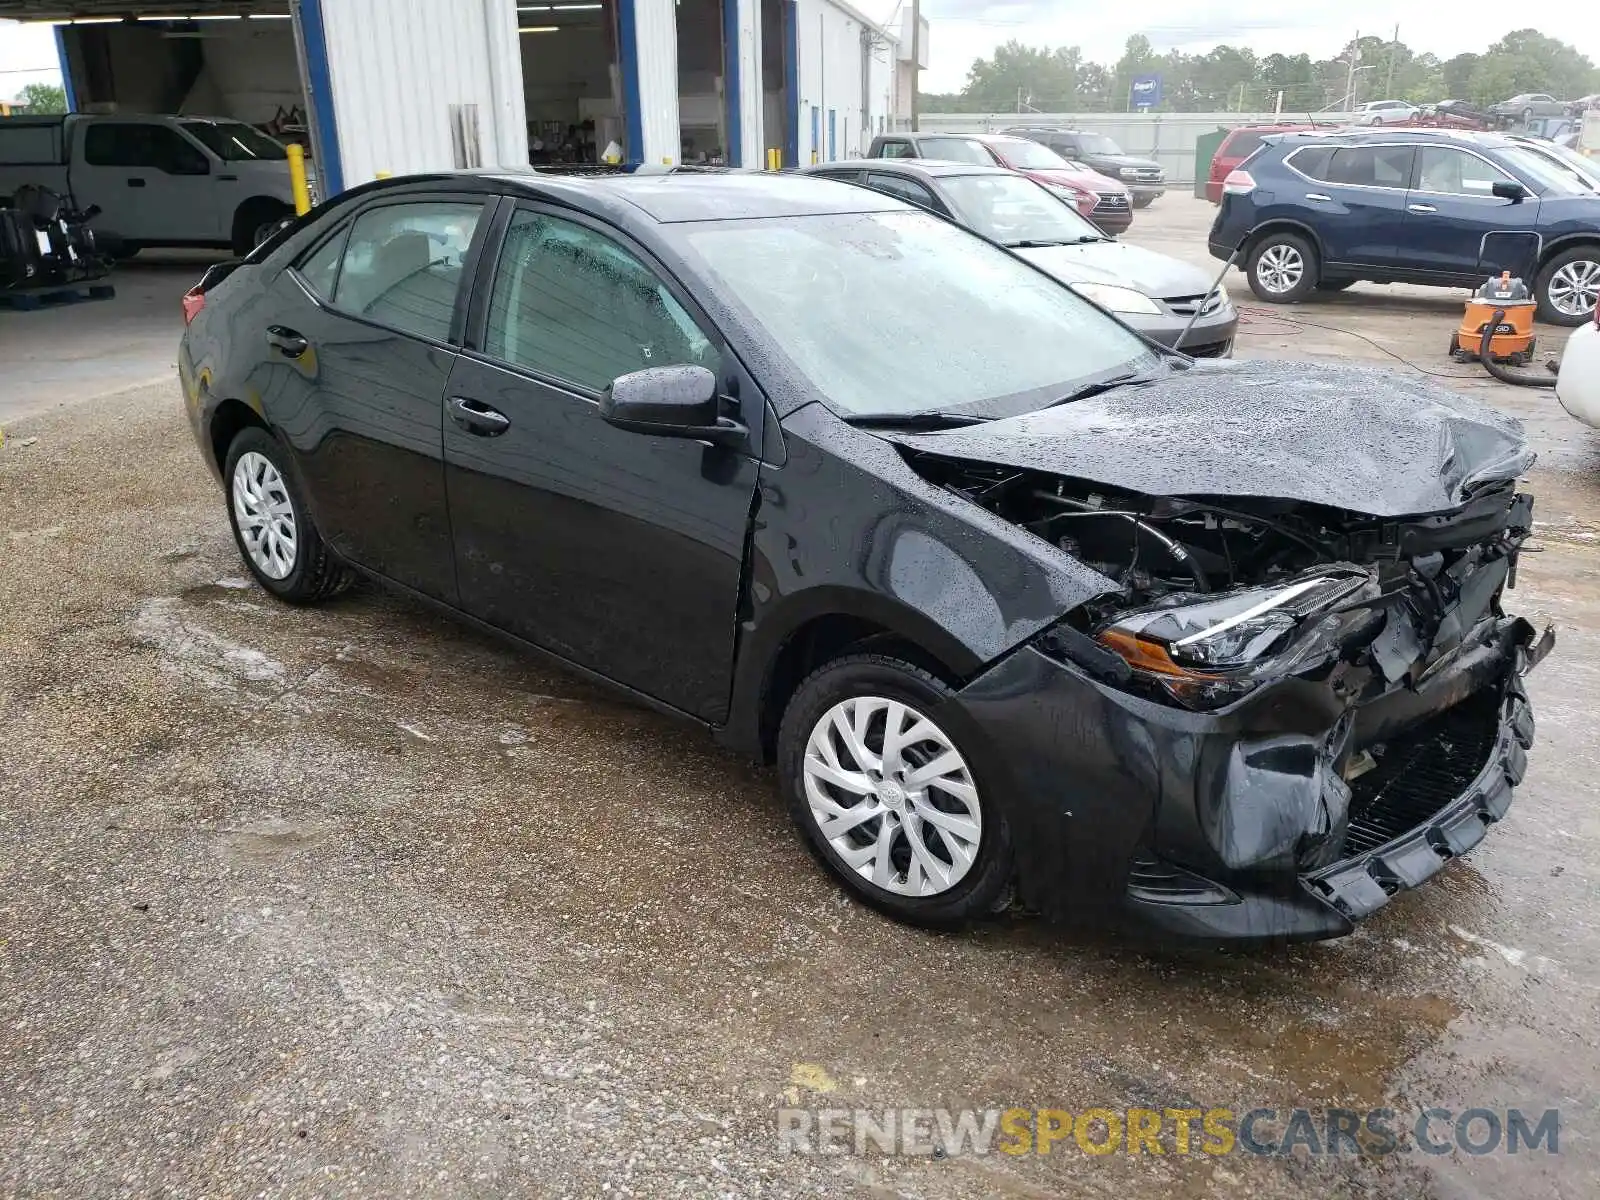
[1131,169,1164,182]
[1093,192,1131,213]
[1342,694,1501,856]
[1165,288,1227,317]
[1182,339,1232,359]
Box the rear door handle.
[266,326,308,358]
[126,178,146,188]
[448,395,511,436]
[1305,192,1333,202]
[1408,204,1437,213]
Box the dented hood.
[884,359,1534,517]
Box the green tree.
[1467,29,1598,104]
[18,83,67,113]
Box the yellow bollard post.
[374,170,392,180]
[286,144,313,215]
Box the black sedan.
[179,169,1550,943]
[803,160,1236,357]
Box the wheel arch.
[208,396,270,476]
[231,195,293,248]
[1538,234,1600,267]
[1242,219,1326,264]
[730,592,984,763]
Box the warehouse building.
[2,0,921,193]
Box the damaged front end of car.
[914,455,1554,942]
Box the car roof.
[469,166,906,222]
[810,159,1015,181]
[1263,127,1522,150]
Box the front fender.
[717,404,1118,754]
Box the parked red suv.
[1204,124,1318,203]
[867,131,1133,233]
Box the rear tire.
[1535,247,1600,326]
[223,427,353,604]
[1246,231,1319,304]
[777,654,1013,928]
[231,199,292,257]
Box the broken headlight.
[1094,569,1373,709]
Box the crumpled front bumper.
[954,615,1551,944]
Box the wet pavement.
[1,196,1598,1197]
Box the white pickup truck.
[0,113,298,256]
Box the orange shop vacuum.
[1451,272,1537,366]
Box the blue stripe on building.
[296,0,345,195]
[618,0,645,165]
[721,0,743,166]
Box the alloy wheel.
[231,451,298,580]
[1257,244,1304,294]
[801,696,982,898]
[1548,259,1600,318]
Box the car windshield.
[678,211,1158,420]
[937,173,1104,245]
[1075,133,1125,155]
[180,120,288,161]
[1500,145,1595,196]
[994,139,1071,170]
[912,137,993,165]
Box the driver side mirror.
[600,364,746,446]
[1492,180,1528,202]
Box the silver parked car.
[803,159,1239,357]
[1491,94,1568,121]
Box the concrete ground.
[1,195,1597,1199]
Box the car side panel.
[716,404,1119,756]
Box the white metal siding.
[320,0,527,186]
[794,0,875,162]
[627,0,681,164]
[733,0,763,167]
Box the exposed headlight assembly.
[1093,569,1376,709]
[1070,282,1163,315]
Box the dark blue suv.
[1209,129,1600,325]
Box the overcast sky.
[7,8,1600,102]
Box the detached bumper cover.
[955,616,1551,943]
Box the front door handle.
[449,395,511,437]
[1408,203,1437,213]
[266,326,308,358]
[1305,192,1333,202]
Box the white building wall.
[320,0,527,186]
[732,0,763,166]
[793,0,891,162]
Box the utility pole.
[1385,25,1399,98]
[1343,32,1360,110]
[909,0,920,131]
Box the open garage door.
[0,4,335,190]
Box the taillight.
[182,287,205,325]
[1222,169,1256,195]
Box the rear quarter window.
[0,124,64,165]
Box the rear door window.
[330,201,484,342]
[295,226,350,302]
[1286,146,1336,180]
[864,173,937,209]
[1325,145,1414,189]
[83,123,209,174]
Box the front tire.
[231,199,292,257]
[1246,231,1319,304]
[777,654,1013,927]
[223,427,353,604]
[1535,247,1600,326]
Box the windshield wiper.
[1048,371,1162,407]
[844,411,992,429]
[1007,236,1104,248]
